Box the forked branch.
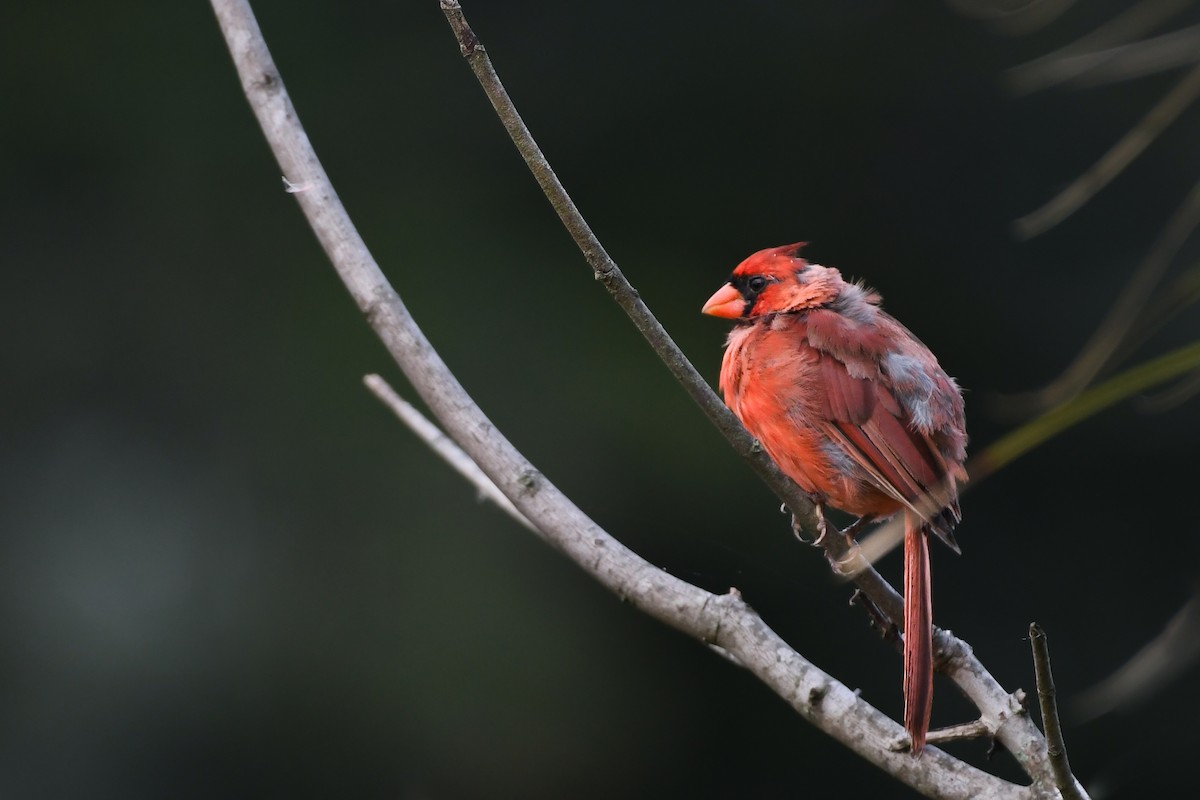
[209,0,1083,796]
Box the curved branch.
[361,381,1026,798]
[436,0,825,539]
[438,0,900,633]
[209,1,1073,796]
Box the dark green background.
[4,1,1200,797]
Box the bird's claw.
[792,501,829,546]
[813,513,829,547]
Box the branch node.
[1011,688,1029,715]
[849,588,899,642]
[517,467,541,496]
[458,28,482,57]
[364,288,401,329]
[440,0,484,57]
[255,68,279,92]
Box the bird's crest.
[733,242,808,274]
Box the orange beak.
[701,283,745,319]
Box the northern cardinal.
[702,243,967,754]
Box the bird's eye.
[747,276,768,293]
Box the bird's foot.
[795,509,875,549]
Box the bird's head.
[702,242,847,319]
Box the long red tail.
[903,511,933,754]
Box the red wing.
[818,354,875,425]
[815,351,952,523]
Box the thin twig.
[436,0,823,532]
[924,719,994,747]
[363,374,538,532]
[1029,624,1087,800]
[1013,63,1200,240]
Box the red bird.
[702,243,967,754]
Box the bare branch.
[435,0,824,536]
[924,719,994,747]
[1029,624,1087,800]
[209,1,1077,795]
